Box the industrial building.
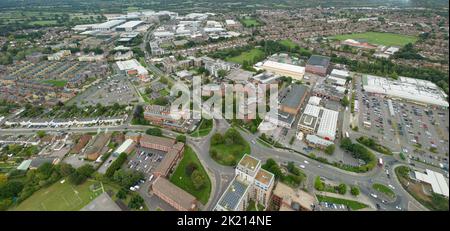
[413,169,449,197]
[214,154,274,211]
[298,104,339,141]
[362,74,449,108]
[92,20,126,31]
[279,84,309,115]
[115,20,144,31]
[305,55,331,77]
[255,60,305,80]
[116,59,149,79]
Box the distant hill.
[0,0,448,12]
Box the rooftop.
[152,177,197,210]
[255,169,274,186]
[280,84,308,109]
[140,134,176,148]
[238,154,260,172]
[307,55,331,67]
[217,177,250,211]
[273,182,316,211]
[414,169,449,197]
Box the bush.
[325,144,335,155]
[185,162,198,176]
[350,186,360,196]
[176,135,186,143]
[128,195,144,209]
[210,133,224,145]
[336,183,347,195]
[146,128,162,137]
[191,170,206,190]
[314,176,325,191]
[112,169,144,188]
[116,188,128,200]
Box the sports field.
[330,32,418,47]
[11,179,104,211]
[240,17,261,27]
[226,48,265,65]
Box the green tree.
[341,96,350,107]
[116,188,128,199]
[191,170,206,190]
[336,183,347,195]
[36,131,46,138]
[314,176,325,191]
[128,195,144,209]
[176,135,186,143]
[350,185,360,196]
[146,128,162,137]
[325,144,336,155]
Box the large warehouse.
[92,20,126,31]
[255,60,305,80]
[362,74,449,107]
[115,20,144,31]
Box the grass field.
[41,79,67,87]
[226,48,265,65]
[279,39,298,49]
[240,18,261,27]
[170,146,211,204]
[372,183,396,199]
[210,139,251,166]
[12,179,103,211]
[330,32,418,47]
[190,119,213,137]
[316,195,368,210]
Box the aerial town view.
[0,0,449,215]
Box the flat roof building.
[413,169,449,197]
[257,60,305,80]
[280,84,309,115]
[215,154,274,211]
[115,20,144,31]
[305,55,331,77]
[93,20,126,31]
[362,74,449,107]
[298,104,339,141]
[271,182,317,211]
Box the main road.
[0,117,428,211]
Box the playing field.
[330,32,418,47]
[241,18,261,27]
[226,48,265,65]
[11,179,104,211]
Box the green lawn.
[316,195,368,210]
[226,48,265,65]
[210,141,251,166]
[170,146,211,205]
[241,18,261,27]
[41,79,67,87]
[372,183,396,199]
[12,179,103,211]
[190,119,213,137]
[330,32,418,47]
[279,39,298,49]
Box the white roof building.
[116,59,148,75]
[317,108,339,141]
[330,69,350,79]
[362,74,449,107]
[258,60,305,80]
[114,139,135,155]
[115,21,144,31]
[414,169,449,197]
[92,20,126,31]
[308,96,322,106]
